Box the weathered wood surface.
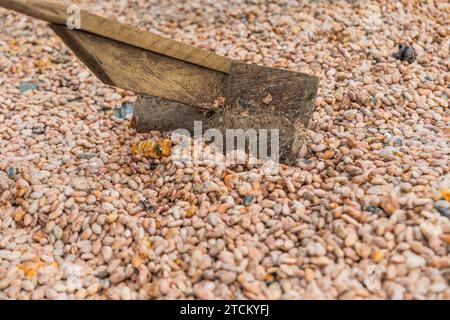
[133,95,209,133]
[134,63,319,164]
[51,24,225,109]
[0,0,232,73]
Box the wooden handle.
[0,0,67,23]
[0,0,232,73]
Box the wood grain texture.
[51,24,225,109]
[0,0,232,73]
[133,95,209,133]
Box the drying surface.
[0,0,449,299]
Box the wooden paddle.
[0,0,319,164]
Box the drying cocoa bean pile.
[0,0,449,299]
